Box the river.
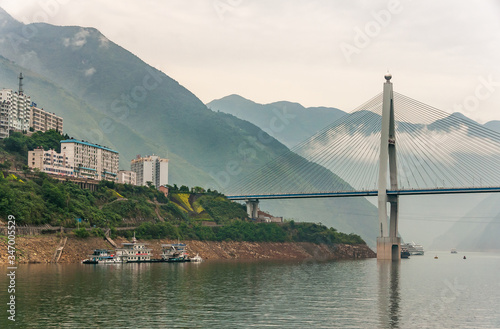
[1,251,499,328]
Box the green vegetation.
[0,17,379,245]
[0,130,69,170]
[0,130,366,246]
[133,220,364,245]
[73,228,90,238]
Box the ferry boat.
[161,243,190,262]
[82,249,120,264]
[402,241,424,255]
[190,253,203,262]
[115,234,152,263]
[82,234,199,264]
[400,247,410,259]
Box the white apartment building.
[118,170,137,185]
[131,155,168,188]
[28,139,119,181]
[28,148,74,176]
[61,139,119,181]
[0,101,9,139]
[0,88,31,134]
[30,106,63,133]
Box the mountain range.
[2,6,498,250]
[207,94,346,148]
[0,7,379,246]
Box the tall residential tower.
[131,155,169,188]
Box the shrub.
[74,228,90,238]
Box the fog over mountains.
[207,94,346,148]
[208,94,500,252]
[0,7,380,247]
[1,5,499,251]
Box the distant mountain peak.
[0,6,22,27]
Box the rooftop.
[61,139,118,154]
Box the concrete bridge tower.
[377,73,401,260]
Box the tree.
[74,228,90,238]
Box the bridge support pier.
[246,199,259,220]
[377,237,401,260]
[377,73,401,261]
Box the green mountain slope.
[0,8,378,246]
[0,56,212,186]
[207,94,347,148]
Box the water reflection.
[378,261,401,328]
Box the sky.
[0,0,499,123]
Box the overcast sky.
[1,0,499,123]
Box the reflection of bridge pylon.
[377,73,401,261]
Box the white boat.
[190,253,203,262]
[82,249,121,264]
[161,243,190,262]
[402,241,424,255]
[114,233,152,263]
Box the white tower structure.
[131,155,169,189]
[376,73,401,261]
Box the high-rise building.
[0,73,63,139]
[131,154,168,188]
[61,139,119,181]
[0,88,31,134]
[28,139,119,181]
[0,101,9,139]
[30,106,63,133]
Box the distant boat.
[434,255,438,259]
[190,253,203,262]
[402,241,424,255]
[82,249,121,264]
[401,247,410,259]
[451,248,458,254]
[161,243,190,262]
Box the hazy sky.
[1,0,499,123]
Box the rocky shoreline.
[0,235,376,264]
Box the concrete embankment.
[0,235,376,264]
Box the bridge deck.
[226,187,500,200]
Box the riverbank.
[0,235,376,264]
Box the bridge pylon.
[377,73,401,261]
[246,199,260,220]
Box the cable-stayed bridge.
[224,74,500,260]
